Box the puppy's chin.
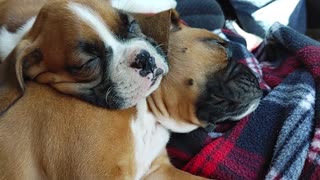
[113,71,165,109]
[210,98,261,124]
[102,73,164,109]
[100,77,163,109]
[229,99,261,121]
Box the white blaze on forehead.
[67,2,120,47]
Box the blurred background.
[175,0,320,41]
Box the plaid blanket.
[166,22,320,179]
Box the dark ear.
[133,10,171,54]
[170,9,181,27]
[0,40,37,115]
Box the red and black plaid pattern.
[167,23,320,179]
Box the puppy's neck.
[146,85,201,133]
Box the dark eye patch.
[117,11,145,40]
[77,40,104,57]
[67,40,108,75]
[119,12,129,26]
[196,60,263,124]
[116,12,132,39]
[211,94,224,101]
[66,57,99,75]
[128,19,140,34]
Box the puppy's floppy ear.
[170,9,181,28]
[133,10,172,54]
[0,40,40,114]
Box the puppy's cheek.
[51,83,80,95]
[153,54,168,74]
[195,97,228,123]
[35,72,76,84]
[24,61,48,79]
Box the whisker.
[105,84,115,102]
[156,43,164,49]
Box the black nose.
[131,49,157,77]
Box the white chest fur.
[131,100,170,180]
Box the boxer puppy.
[0,11,262,179]
[0,0,168,112]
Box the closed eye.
[80,57,98,68]
[118,12,143,39]
[126,15,144,37]
[211,94,223,100]
[211,94,225,104]
[202,38,226,46]
[77,41,102,56]
[128,20,139,33]
[67,57,99,74]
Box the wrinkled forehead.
[39,0,125,45]
[172,26,228,62]
[167,26,228,82]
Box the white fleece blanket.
[111,0,177,13]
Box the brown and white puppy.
[0,0,168,111]
[0,11,262,179]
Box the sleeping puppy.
[0,10,262,179]
[0,0,168,111]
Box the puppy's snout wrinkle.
[131,49,157,77]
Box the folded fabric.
[167,23,320,179]
[175,0,225,31]
[229,0,306,37]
